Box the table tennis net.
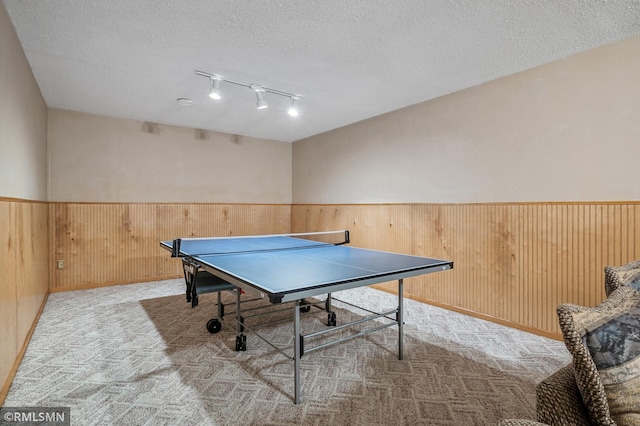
[170,230,349,258]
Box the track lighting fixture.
[195,70,302,116]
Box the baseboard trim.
[0,293,50,406]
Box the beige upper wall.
[48,109,292,203]
[0,3,48,201]
[293,35,640,204]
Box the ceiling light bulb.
[256,90,268,109]
[288,98,299,117]
[209,77,222,100]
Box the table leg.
[294,300,302,404]
[326,293,336,326]
[235,288,246,351]
[398,278,404,360]
[236,289,242,334]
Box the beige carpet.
[4,279,570,425]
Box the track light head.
[254,88,268,110]
[208,77,222,100]
[287,97,299,117]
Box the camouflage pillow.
[604,260,640,297]
[557,286,640,426]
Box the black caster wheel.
[235,335,247,351]
[328,312,337,327]
[206,319,222,334]
[301,301,311,313]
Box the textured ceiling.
[3,0,640,142]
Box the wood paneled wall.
[49,203,291,291]
[0,199,49,401]
[292,203,639,338]
[47,201,639,338]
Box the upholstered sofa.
[500,261,640,426]
[498,363,591,425]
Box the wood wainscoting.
[0,199,49,403]
[49,203,291,291]
[292,203,640,338]
[47,201,639,338]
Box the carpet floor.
[4,279,570,425]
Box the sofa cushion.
[557,286,640,426]
[604,260,640,297]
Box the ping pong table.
[161,230,452,404]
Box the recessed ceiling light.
[177,98,194,106]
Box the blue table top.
[161,236,452,303]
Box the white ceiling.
[4,1,640,143]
